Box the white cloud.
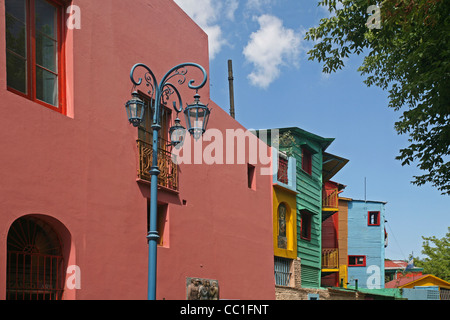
[246,0,275,11]
[243,15,301,89]
[225,0,239,20]
[174,0,237,59]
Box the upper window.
[136,92,180,190]
[277,203,287,249]
[277,154,289,184]
[301,147,312,175]
[348,255,366,267]
[368,211,380,226]
[300,210,312,241]
[5,0,65,113]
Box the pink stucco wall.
[0,0,275,300]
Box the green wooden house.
[262,127,344,288]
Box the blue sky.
[174,0,450,261]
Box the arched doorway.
[6,216,65,300]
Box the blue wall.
[347,200,386,289]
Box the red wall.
[322,213,339,249]
[0,0,275,300]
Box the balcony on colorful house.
[273,151,297,191]
[136,94,179,192]
[277,154,289,185]
[322,181,345,221]
[322,186,339,211]
[137,139,178,192]
[322,248,339,270]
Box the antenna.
[364,177,367,202]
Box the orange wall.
[338,199,349,267]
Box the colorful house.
[0,0,275,300]
[321,180,347,287]
[385,260,423,282]
[346,199,387,290]
[385,274,450,300]
[261,127,347,289]
[272,148,298,287]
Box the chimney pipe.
[228,60,236,119]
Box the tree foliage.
[414,227,450,282]
[305,0,450,194]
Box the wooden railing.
[322,188,338,210]
[137,139,178,191]
[322,248,339,270]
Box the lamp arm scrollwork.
[129,62,208,125]
[159,62,208,115]
[130,63,159,95]
[162,83,183,114]
[159,62,208,92]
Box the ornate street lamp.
[125,91,145,127]
[169,116,186,147]
[125,62,209,300]
[184,93,210,141]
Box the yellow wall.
[339,265,348,288]
[273,185,297,259]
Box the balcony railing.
[322,248,339,270]
[322,188,338,210]
[137,139,178,191]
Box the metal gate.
[6,217,65,300]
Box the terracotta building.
[0,0,275,300]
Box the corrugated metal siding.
[301,265,320,288]
[402,288,441,300]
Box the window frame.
[137,90,172,147]
[277,202,288,249]
[147,200,169,247]
[274,256,293,287]
[348,255,366,267]
[247,163,256,190]
[277,153,289,184]
[300,209,312,241]
[368,211,381,226]
[301,147,312,175]
[5,0,66,114]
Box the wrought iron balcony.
[322,248,339,270]
[137,139,178,191]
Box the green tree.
[305,0,450,195]
[414,227,450,282]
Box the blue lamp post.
[125,63,209,300]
